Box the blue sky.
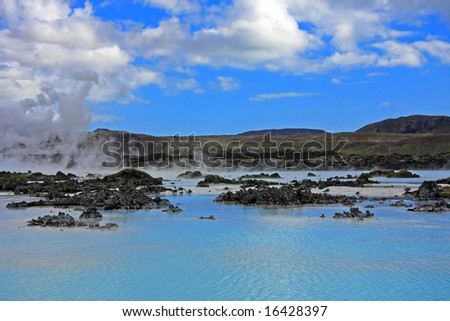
[0,0,449,138]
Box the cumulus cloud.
[0,0,162,168]
[0,0,163,103]
[250,92,316,102]
[286,0,407,52]
[126,18,189,60]
[129,0,320,70]
[414,39,450,64]
[122,0,450,74]
[116,0,450,76]
[189,0,318,67]
[0,0,448,105]
[374,41,424,67]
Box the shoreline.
[1,169,449,218]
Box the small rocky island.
[215,184,356,206]
[3,169,174,210]
[177,170,204,179]
[238,172,282,179]
[333,208,375,220]
[27,208,119,230]
[196,174,282,188]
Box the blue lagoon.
[1,171,450,301]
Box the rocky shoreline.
[2,169,175,211]
[2,169,450,231]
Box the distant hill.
[357,115,450,134]
[238,128,325,136]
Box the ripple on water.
[1,192,450,300]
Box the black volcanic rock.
[437,177,450,184]
[196,174,280,188]
[54,171,77,181]
[102,168,162,186]
[199,215,216,220]
[27,211,120,229]
[407,201,450,213]
[162,204,183,213]
[239,172,282,179]
[333,207,374,220]
[27,212,79,227]
[364,170,419,178]
[177,171,204,179]
[414,181,443,200]
[390,200,412,208]
[88,223,119,230]
[79,207,103,219]
[198,174,233,185]
[215,185,354,206]
[7,184,172,210]
[357,115,450,134]
[196,181,210,188]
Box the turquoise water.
[1,171,450,301]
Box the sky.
[0,0,449,139]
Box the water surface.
[1,171,450,301]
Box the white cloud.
[0,0,449,108]
[286,0,406,52]
[0,0,448,106]
[326,51,378,68]
[379,101,392,107]
[89,66,162,103]
[0,0,71,23]
[126,0,450,73]
[414,39,450,64]
[374,40,424,67]
[128,0,319,70]
[250,92,316,102]
[0,0,163,159]
[126,18,189,59]
[217,76,240,91]
[140,0,200,14]
[163,78,205,95]
[0,0,161,104]
[192,0,319,66]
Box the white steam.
[0,77,104,171]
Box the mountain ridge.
[357,115,450,134]
[95,115,450,137]
[237,128,325,136]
